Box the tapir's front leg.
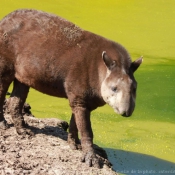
[71,106,99,168]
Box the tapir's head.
[101,51,142,117]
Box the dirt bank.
[0,102,117,175]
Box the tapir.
[0,9,142,167]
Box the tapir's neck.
[84,32,109,90]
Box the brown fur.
[0,9,142,167]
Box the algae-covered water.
[1,1,175,174]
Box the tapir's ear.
[131,56,143,72]
[102,51,116,70]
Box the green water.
[1,0,175,174]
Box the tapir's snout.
[121,106,135,117]
[114,107,132,117]
[115,106,134,117]
[121,112,131,117]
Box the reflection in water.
[105,148,175,175]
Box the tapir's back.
[0,9,84,58]
[0,9,130,99]
[0,9,107,97]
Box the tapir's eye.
[111,87,117,92]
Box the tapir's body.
[0,9,142,167]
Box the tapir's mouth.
[121,112,131,117]
[114,108,131,117]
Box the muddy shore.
[0,101,117,175]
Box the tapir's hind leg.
[68,114,81,150]
[0,57,14,129]
[0,81,13,129]
[7,79,32,135]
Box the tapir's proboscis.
[0,9,142,167]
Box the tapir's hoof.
[81,151,100,168]
[68,136,82,150]
[69,142,77,150]
[16,127,34,136]
[68,140,82,150]
[0,120,10,130]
